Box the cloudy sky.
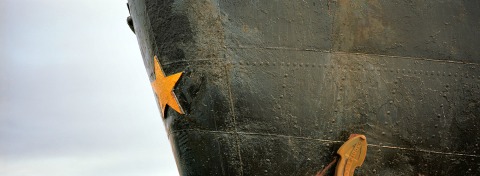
[0,0,178,175]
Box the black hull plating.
[128,0,480,175]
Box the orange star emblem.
[151,55,185,117]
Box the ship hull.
[128,0,480,175]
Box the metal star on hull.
[151,55,184,117]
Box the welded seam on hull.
[367,144,480,158]
[170,129,480,158]
[328,0,336,52]
[162,58,224,66]
[225,64,245,175]
[161,58,479,80]
[231,45,480,66]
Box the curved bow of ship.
[127,0,480,175]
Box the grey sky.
[0,0,178,175]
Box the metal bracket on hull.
[316,134,367,176]
[335,134,367,176]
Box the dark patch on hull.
[146,0,193,63]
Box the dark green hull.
[128,0,480,175]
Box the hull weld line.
[171,129,480,158]
[231,45,480,65]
